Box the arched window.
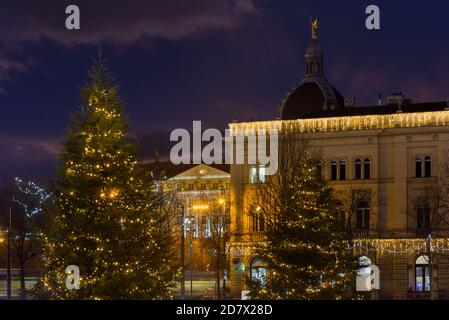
[310,63,315,73]
[364,158,371,179]
[339,160,347,181]
[415,255,430,292]
[316,62,320,74]
[331,160,337,181]
[251,209,264,233]
[356,201,370,230]
[416,156,422,178]
[355,159,362,180]
[424,156,432,178]
[250,258,267,287]
[417,199,431,230]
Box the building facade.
[228,28,449,299]
[146,161,230,298]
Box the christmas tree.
[249,137,355,299]
[39,60,177,299]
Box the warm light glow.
[229,110,449,135]
[110,189,119,198]
[192,204,209,210]
[256,206,262,212]
[218,198,225,205]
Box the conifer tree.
[249,136,355,299]
[40,60,176,299]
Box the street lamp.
[185,216,196,300]
[179,204,185,300]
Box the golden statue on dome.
[310,17,319,40]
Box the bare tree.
[0,177,47,299]
[200,198,231,299]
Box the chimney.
[387,89,411,112]
[344,98,356,108]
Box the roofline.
[229,109,449,135]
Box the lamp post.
[180,203,185,300]
[189,218,193,300]
[6,203,12,300]
[426,233,433,299]
[185,216,195,300]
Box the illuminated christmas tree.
[39,60,176,299]
[249,139,355,299]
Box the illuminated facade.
[228,29,449,299]
[147,161,230,297]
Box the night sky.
[0,0,448,180]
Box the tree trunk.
[20,261,26,300]
[216,268,220,300]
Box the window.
[316,161,323,179]
[416,156,422,178]
[424,156,432,178]
[356,201,370,230]
[417,199,431,230]
[250,166,266,184]
[355,159,362,180]
[213,183,218,189]
[363,158,371,179]
[176,184,182,191]
[331,160,337,181]
[339,160,347,181]
[188,184,194,190]
[415,255,430,292]
[202,216,211,237]
[226,183,230,189]
[251,210,264,233]
[200,184,206,190]
[250,258,267,287]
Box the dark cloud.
[0,135,60,178]
[0,0,258,90]
[0,0,257,45]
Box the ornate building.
[228,24,449,299]
[146,161,230,298]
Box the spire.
[305,17,324,79]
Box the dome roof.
[279,80,345,120]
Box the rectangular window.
[339,160,346,181]
[203,216,211,237]
[200,184,206,190]
[364,159,371,179]
[331,162,337,181]
[250,166,266,184]
[188,184,194,190]
[415,266,430,292]
[213,183,218,189]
